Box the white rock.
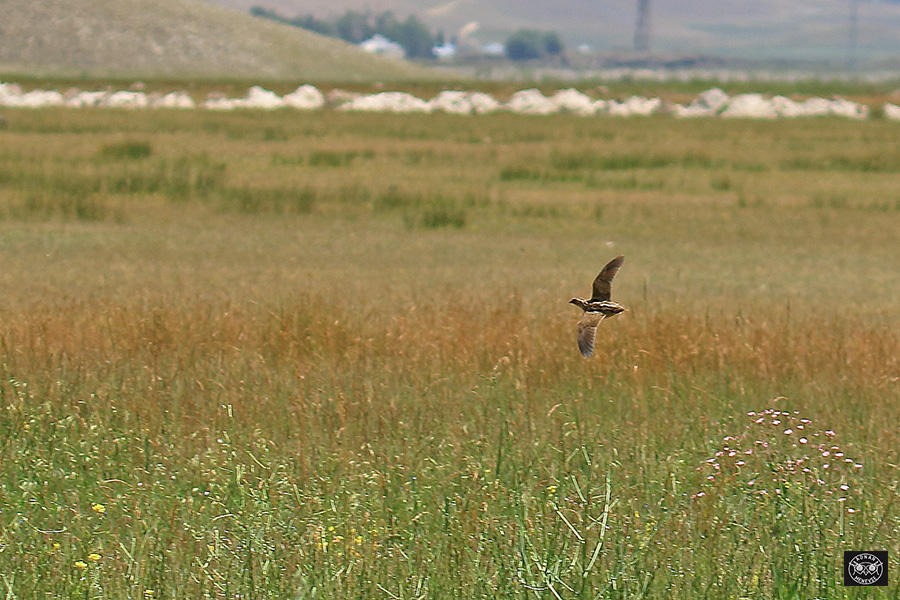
[772,95,804,118]
[203,95,239,111]
[430,90,473,115]
[283,85,324,110]
[671,103,715,118]
[550,88,596,115]
[694,87,730,112]
[325,89,360,106]
[337,91,431,113]
[0,82,24,102]
[103,90,148,108]
[624,95,662,116]
[469,92,501,114]
[672,87,729,118]
[65,90,109,108]
[605,96,660,117]
[154,91,196,109]
[20,89,66,108]
[606,100,629,116]
[242,86,284,109]
[884,103,900,121]
[0,79,879,122]
[506,89,558,115]
[829,97,867,119]
[721,93,778,119]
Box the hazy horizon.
[210,0,900,64]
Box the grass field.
[0,105,899,599]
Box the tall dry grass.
[0,106,899,598]
[2,292,898,597]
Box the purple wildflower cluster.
[694,406,862,510]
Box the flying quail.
[569,255,626,358]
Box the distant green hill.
[0,0,433,81]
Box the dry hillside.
[212,0,900,64]
[0,0,433,81]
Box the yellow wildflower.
[74,561,87,569]
[91,503,106,514]
[88,553,101,561]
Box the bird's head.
[569,298,586,309]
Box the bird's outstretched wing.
[576,312,606,358]
[590,255,624,301]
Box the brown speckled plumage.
[569,255,627,358]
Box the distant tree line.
[504,29,565,61]
[250,7,442,59]
[250,7,566,62]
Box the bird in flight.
[569,255,626,358]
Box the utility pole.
[634,0,651,52]
[848,0,859,71]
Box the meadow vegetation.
[0,106,899,599]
